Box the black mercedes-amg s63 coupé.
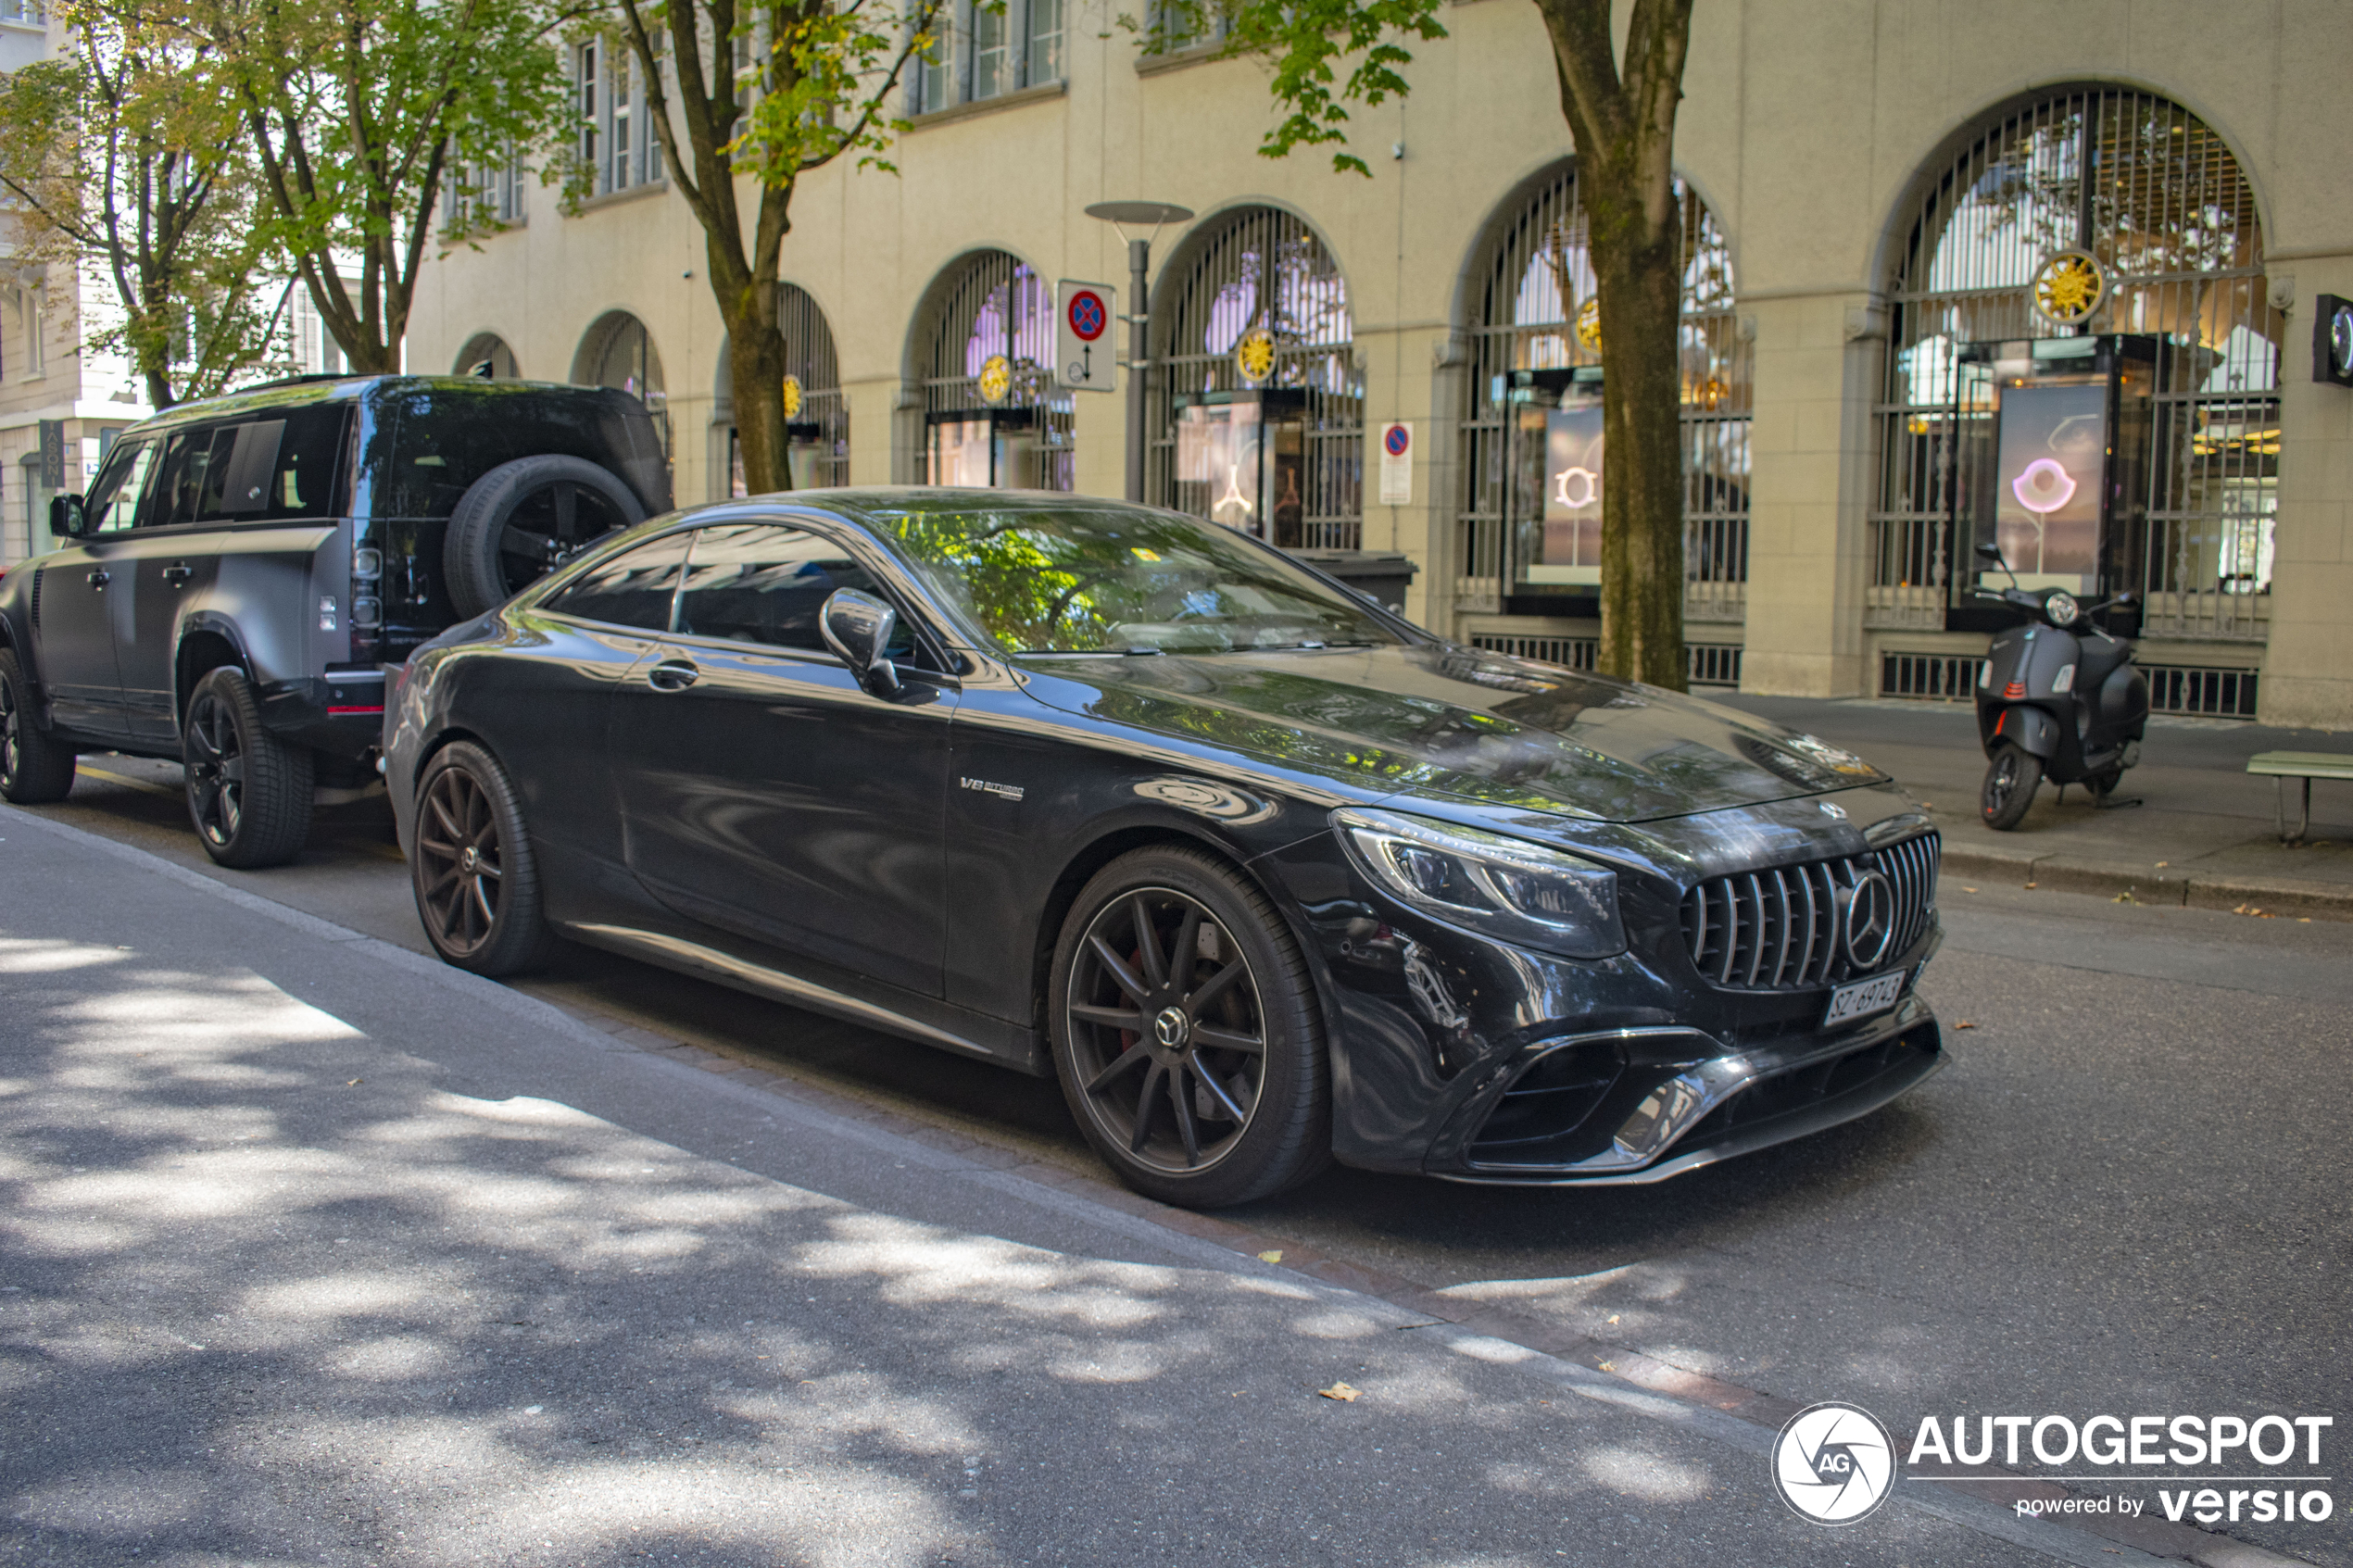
[384,491,1944,1207]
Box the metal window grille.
[2143,664,2259,718]
[1150,206,1362,549]
[584,312,669,457]
[1879,652,1986,700]
[1454,167,1750,617]
[918,250,1075,490]
[1872,90,2277,642]
[1469,633,1742,688]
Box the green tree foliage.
[1190,0,1698,688]
[607,0,946,493]
[193,0,583,374]
[0,0,277,407]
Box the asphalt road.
[12,751,2353,1566]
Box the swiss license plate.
[1824,970,1906,1028]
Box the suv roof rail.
[239,371,376,392]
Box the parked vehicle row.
[3,375,1947,1207]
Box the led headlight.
[2045,590,2081,627]
[1332,807,1625,960]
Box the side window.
[152,426,224,528]
[143,407,350,528]
[538,532,694,630]
[674,523,911,655]
[84,441,157,533]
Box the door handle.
[646,659,700,692]
[161,563,194,587]
[85,569,109,588]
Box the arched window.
[573,310,669,455]
[721,284,849,493]
[914,250,1072,490]
[1874,89,2276,641]
[1151,207,1359,549]
[455,332,519,380]
[1454,166,1748,628]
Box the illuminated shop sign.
[1526,404,1604,584]
[1992,381,2105,593]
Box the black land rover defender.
[0,375,670,866]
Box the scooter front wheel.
[1981,745,2042,831]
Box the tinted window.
[539,532,693,630]
[673,524,906,654]
[83,440,157,533]
[147,407,349,527]
[873,504,1403,655]
[378,385,669,520]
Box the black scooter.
[1971,542,2151,831]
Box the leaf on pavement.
[1318,1382,1361,1402]
[1955,1021,1976,1029]
[1257,1250,1283,1263]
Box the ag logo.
[1771,1401,1895,1524]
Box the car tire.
[1049,846,1330,1208]
[1980,744,2042,831]
[443,455,646,620]
[182,666,314,867]
[0,647,77,804]
[410,740,560,976]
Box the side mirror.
[48,494,88,537]
[1972,541,2004,562]
[820,587,902,697]
[2111,590,2133,606]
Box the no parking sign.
[1055,280,1117,394]
[1378,421,1414,505]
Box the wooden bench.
[2246,751,2353,842]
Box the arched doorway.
[1151,206,1359,549]
[454,332,519,380]
[913,251,1073,490]
[720,284,849,494]
[1453,165,1749,638]
[1873,88,2277,644]
[573,310,670,457]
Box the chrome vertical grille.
[1679,833,1940,990]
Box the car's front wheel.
[410,741,559,975]
[0,648,76,804]
[183,667,313,867]
[1049,847,1328,1207]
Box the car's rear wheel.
[183,667,313,867]
[1050,847,1328,1208]
[443,455,646,619]
[1980,744,2042,831]
[411,741,559,975]
[0,648,76,804]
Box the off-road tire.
[0,647,76,803]
[444,455,645,620]
[1980,744,2043,832]
[1049,846,1330,1208]
[410,740,560,976]
[182,666,313,868]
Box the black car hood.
[1013,644,1887,822]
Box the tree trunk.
[726,286,793,495]
[1531,0,1692,691]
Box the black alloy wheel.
[0,648,76,804]
[443,455,646,619]
[182,666,313,867]
[410,740,559,975]
[1051,847,1328,1207]
[1980,743,2042,832]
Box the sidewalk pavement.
[0,808,2292,1568]
[1720,695,2353,920]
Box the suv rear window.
[149,406,352,527]
[375,385,669,521]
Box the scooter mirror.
[1972,541,2005,561]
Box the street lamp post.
[1084,201,1193,503]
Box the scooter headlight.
[2045,590,2081,627]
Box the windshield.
[868,504,1407,656]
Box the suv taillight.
[350,544,384,662]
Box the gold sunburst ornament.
[780,374,803,420]
[1574,297,1603,353]
[1233,328,1277,385]
[977,354,1013,406]
[2032,249,2107,327]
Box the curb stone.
[1941,847,2353,921]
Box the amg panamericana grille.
[1678,833,1939,990]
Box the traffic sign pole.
[1126,239,1148,503]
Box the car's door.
[606,520,958,997]
[31,437,158,739]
